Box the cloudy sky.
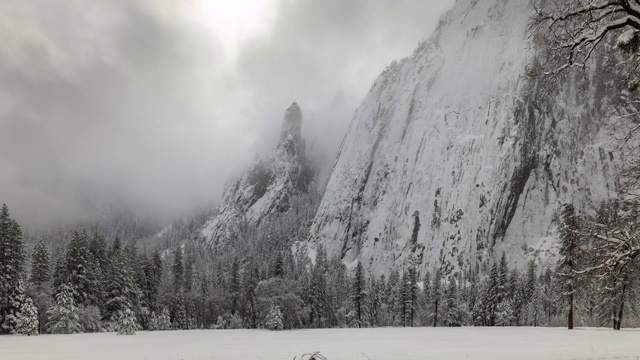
[0,0,453,227]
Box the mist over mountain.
[0,0,452,229]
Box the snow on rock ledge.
[303,0,621,275]
[200,102,314,248]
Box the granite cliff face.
[303,0,622,275]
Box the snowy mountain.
[200,102,316,248]
[302,0,622,275]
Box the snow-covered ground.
[1,327,639,360]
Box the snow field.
[1,327,639,360]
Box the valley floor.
[0,327,639,360]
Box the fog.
[0,0,453,228]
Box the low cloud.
[0,0,453,228]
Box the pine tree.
[306,245,331,327]
[104,247,140,322]
[149,251,163,311]
[116,307,139,335]
[444,278,461,327]
[241,263,259,328]
[229,259,240,315]
[265,303,284,330]
[158,307,172,330]
[65,230,98,306]
[495,300,514,326]
[30,240,51,286]
[52,256,67,292]
[0,204,27,334]
[89,233,108,311]
[387,269,401,325]
[527,281,544,327]
[351,261,366,327]
[486,263,500,326]
[14,295,38,335]
[149,307,172,331]
[509,269,524,325]
[47,284,82,334]
[431,268,442,327]
[498,253,509,303]
[3,280,38,335]
[172,248,184,293]
[273,252,285,278]
[402,266,418,327]
[173,296,187,330]
[184,255,194,294]
[89,233,108,275]
[558,203,579,330]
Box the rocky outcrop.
[303,0,622,275]
[200,102,314,248]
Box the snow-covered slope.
[304,0,621,275]
[200,103,315,247]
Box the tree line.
[3,200,639,335]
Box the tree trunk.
[616,280,627,331]
[433,300,438,327]
[568,293,574,330]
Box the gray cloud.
[0,0,453,228]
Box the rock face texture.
[200,102,314,247]
[304,0,622,275]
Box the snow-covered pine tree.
[149,307,172,330]
[173,297,187,330]
[183,255,194,294]
[528,281,544,327]
[386,269,401,325]
[472,278,488,326]
[30,240,51,286]
[400,271,408,325]
[149,251,163,312]
[351,261,366,327]
[29,239,53,334]
[14,294,38,335]
[89,233,108,276]
[498,253,509,303]
[52,257,67,292]
[241,263,259,328]
[272,252,285,278]
[65,230,98,307]
[509,269,525,325]
[116,307,139,335]
[417,272,431,326]
[104,245,140,322]
[402,266,418,327]
[47,284,82,334]
[557,203,579,330]
[495,300,514,326]
[486,263,500,326]
[158,307,172,330]
[308,247,329,327]
[540,268,559,325]
[229,259,240,315]
[431,268,442,327]
[3,280,38,335]
[172,247,184,292]
[265,303,284,331]
[368,277,379,326]
[444,277,461,327]
[0,204,27,334]
[187,299,198,329]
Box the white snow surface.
[305,0,623,275]
[2,327,640,360]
